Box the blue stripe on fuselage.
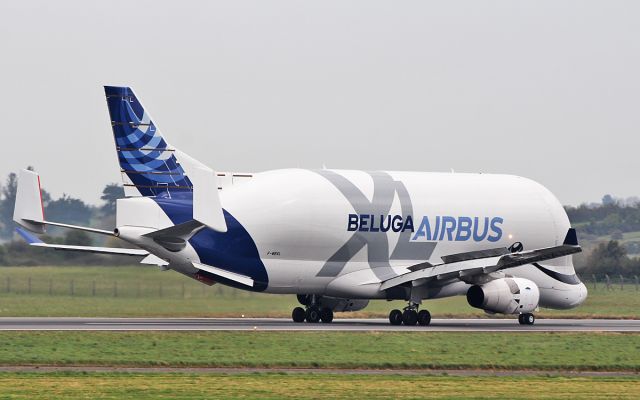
[152,193,268,291]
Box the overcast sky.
[0,1,638,206]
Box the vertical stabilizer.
[13,169,46,233]
[105,86,202,197]
[104,86,227,232]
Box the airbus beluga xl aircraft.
[13,86,587,326]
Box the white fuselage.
[118,168,586,310]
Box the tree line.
[0,170,133,266]
[579,240,640,277]
[565,197,640,237]
[566,195,640,276]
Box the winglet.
[13,169,46,233]
[563,228,578,246]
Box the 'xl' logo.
[314,170,436,280]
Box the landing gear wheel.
[292,307,306,323]
[402,309,418,326]
[524,313,535,325]
[305,307,321,323]
[320,308,334,323]
[389,309,403,325]
[519,313,535,325]
[417,309,431,326]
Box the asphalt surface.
[0,317,639,332]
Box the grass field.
[1,331,639,371]
[0,266,638,318]
[0,373,639,399]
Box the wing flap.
[440,247,510,264]
[380,255,503,291]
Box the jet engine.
[466,278,539,314]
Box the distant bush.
[566,203,640,236]
[579,240,640,276]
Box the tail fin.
[104,86,199,198]
[104,86,227,232]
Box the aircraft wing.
[380,229,581,291]
[16,227,148,257]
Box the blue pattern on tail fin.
[16,227,43,244]
[104,86,192,197]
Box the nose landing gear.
[518,313,535,325]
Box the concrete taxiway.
[0,317,639,332]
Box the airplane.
[13,86,588,326]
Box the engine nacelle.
[466,278,540,314]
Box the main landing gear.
[389,303,431,326]
[292,294,334,323]
[518,313,535,325]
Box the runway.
[0,317,639,332]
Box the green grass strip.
[1,266,639,319]
[1,331,639,371]
[0,372,639,399]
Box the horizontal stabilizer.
[13,169,114,236]
[35,220,114,236]
[143,220,204,239]
[142,220,204,252]
[16,228,148,256]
